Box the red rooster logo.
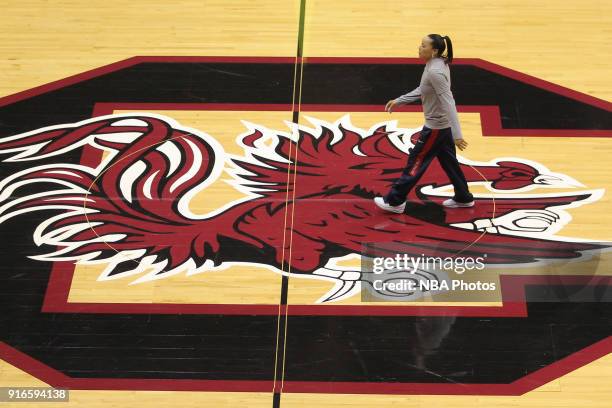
[0,113,604,302]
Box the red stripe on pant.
[408,128,440,176]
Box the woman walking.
[374,34,474,213]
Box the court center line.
[272,0,307,405]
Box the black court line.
[273,0,307,407]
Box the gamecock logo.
[0,113,603,302]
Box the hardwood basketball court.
[1,1,611,407]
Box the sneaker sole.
[375,205,406,214]
[444,202,475,208]
[386,207,405,213]
[374,200,406,213]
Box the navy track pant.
[385,126,474,206]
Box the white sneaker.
[374,197,406,213]
[443,198,475,208]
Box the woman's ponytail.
[428,34,454,64]
[442,36,453,64]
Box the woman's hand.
[385,99,398,113]
[454,138,468,151]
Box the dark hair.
[427,34,453,64]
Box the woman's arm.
[395,86,422,104]
[429,70,463,141]
[385,86,421,113]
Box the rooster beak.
[534,173,585,188]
